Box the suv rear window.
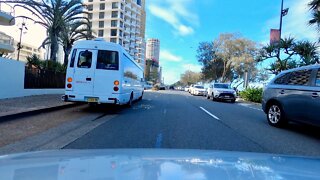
[316,69,320,86]
[274,72,291,85]
[96,50,119,70]
[77,50,92,68]
[288,70,312,86]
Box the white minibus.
[63,38,144,106]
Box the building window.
[88,0,93,2]
[111,20,117,27]
[87,4,93,11]
[120,12,124,19]
[119,30,123,37]
[110,38,117,43]
[99,12,105,19]
[119,39,122,45]
[100,3,105,10]
[98,30,104,37]
[121,3,124,10]
[137,0,141,6]
[112,2,118,9]
[111,11,118,18]
[88,13,93,19]
[120,21,123,28]
[111,29,117,36]
[99,21,104,28]
[89,22,92,28]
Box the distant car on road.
[206,83,236,103]
[262,65,320,127]
[159,86,166,90]
[191,85,206,96]
[188,84,195,93]
[184,86,190,92]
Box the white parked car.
[184,86,190,92]
[206,83,236,103]
[191,85,206,96]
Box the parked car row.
[187,83,237,103]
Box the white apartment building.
[85,0,146,69]
[9,41,45,62]
[146,38,160,62]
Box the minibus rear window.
[70,49,77,68]
[77,50,92,68]
[96,50,119,70]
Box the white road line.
[200,107,220,120]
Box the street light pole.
[17,22,27,61]
[279,0,284,40]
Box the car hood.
[214,88,235,93]
[194,88,205,91]
[0,149,319,180]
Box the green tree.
[180,70,201,85]
[197,33,258,82]
[60,21,94,65]
[309,0,320,30]
[257,37,319,74]
[5,0,89,62]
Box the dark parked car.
[262,65,320,127]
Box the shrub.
[239,88,263,103]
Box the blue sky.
[145,0,318,84]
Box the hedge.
[239,88,263,103]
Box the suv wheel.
[267,103,287,127]
[211,93,215,101]
[206,94,210,99]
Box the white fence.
[0,57,64,99]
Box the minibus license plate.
[87,98,98,102]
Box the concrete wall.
[0,57,64,99]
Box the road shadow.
[282,122,320,140]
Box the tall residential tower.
[85,0,146,68]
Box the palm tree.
[294,40,319,65]
[309,0,320,31]
[3,0,89,62]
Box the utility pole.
[279,0,289,40]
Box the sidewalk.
[0,94,74,118]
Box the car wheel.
[231,99,236,103]
[138,91,143,101]
[211,93,215,101]
[206,94,210,99]
[267,103,287,127]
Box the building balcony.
[0,32,14,53]
[0,3,15,26]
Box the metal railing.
[0,32,14,46]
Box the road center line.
[199,107,220,120]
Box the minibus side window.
[70,49,77,68]
[96,50,119,70]
[77,50,92,68]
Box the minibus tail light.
[113,87,119,91]
[114,80,120,86]
[67,84,72,88]
[67,77,73,82]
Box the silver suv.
[262,65,320,127]
[206,83,236,103]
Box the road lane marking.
[155,133,163,148]
[200,107,220,120]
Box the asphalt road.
[65,91,320,157]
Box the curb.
[0,103,80,122]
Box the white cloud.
[163,69,181,85]
[182,63,202,72]
[160,50,182,62]
[148,0,197,36]
[264,0,317,43]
